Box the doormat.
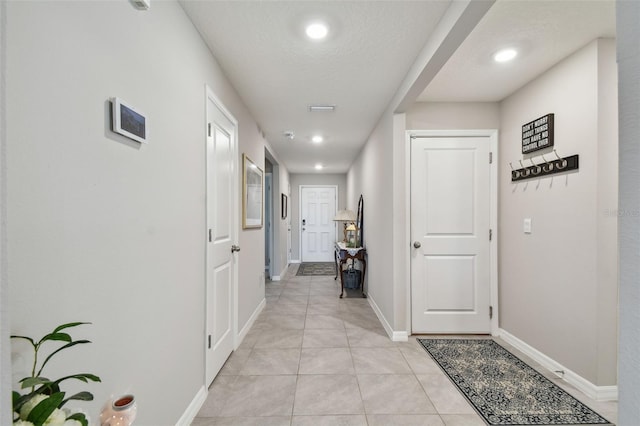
[418,339,612,425]
[296,262,336,276]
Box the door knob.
[231,245,241,253]
[413,241,421,249]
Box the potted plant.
[11,322,101,426]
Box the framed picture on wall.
[242,154,263,229]
[281,193,288,219]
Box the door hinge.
[208,123,212,137]
[489,229,493,241]
[208,334,212,349]
[489,306,493,320]
[489,152,493,164]
[208,229,212,242]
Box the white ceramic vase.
[99,394,137,426]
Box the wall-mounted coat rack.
[510,150,579,182]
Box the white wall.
[347,115,395,326]
[406,102,500,130]
[0,1,11,424]
[617,0,640,422]
[499,39,618,386]
[289,173,347,261]
[5,1,277,424]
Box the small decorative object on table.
[100,394,137,426]
[345,223,358,248]
[11,322,101,426]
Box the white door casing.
[300,186,337,262]
[205,87,238,386]
[410,133,497,334]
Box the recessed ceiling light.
[315,164,323,170]
[306,22,328,40]
[312,135,323,143]
[494,48,518,63]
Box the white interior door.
[206,87,237,386]
[411,137,492,333]
[300,186,336,262]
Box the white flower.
[19,394,48,420]
[63,420,83,426]
[14,420,35,426]
[43,408,67,426]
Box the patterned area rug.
[418,339,612,425]
[296,262,336,276]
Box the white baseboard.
[498,328,618,401]
[175,385,207,426]
[236,298,266,349]
[367,295,408,342]
[271,263,290,281]
[290,259,301,264]
[392,330,409,342]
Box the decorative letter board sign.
[522,113,554,154]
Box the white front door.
[206,87,238,386]
[411,136,492,333]
[300,186,336,262]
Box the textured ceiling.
[180,0,452,173]
[180,0,616,173]
[418,0,616,102]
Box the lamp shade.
[333,209,357,221]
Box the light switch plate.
[524,218,532,234]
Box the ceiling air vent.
[308,105,335,112]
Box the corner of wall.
[0,1,11,424]
[616,0,640,422]
[392,113,409,333]
[595,37,619,387]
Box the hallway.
[192,266,617,426]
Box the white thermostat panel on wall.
[111,97,148,144]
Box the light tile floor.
[193,266,618,426]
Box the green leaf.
[53,373,101,387]
[37,340,92,376]
[66,412,89,426]
[61,391,94,407]
[20,376,52,389]
[10,334,36,347]
[26,391,65,426]
[12,391,21,412]
[53,322,90,334]
[40,332,72,343]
